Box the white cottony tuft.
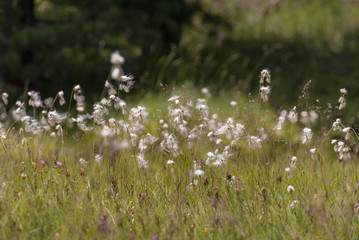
[194,169,204,176]
[28,90,43,108]
[287,185,295,193]
[302,127,313,144]
[110,50,125,65]
[338,88,347,110]
[230,101,237,107]
[260,85,271,102]
[332,118,342,131]
[79,158,88,165]
[57,91,66,106]
[259,69,271,84]
[201,88,211,97]
[247,136,262,149]
[288,107,298,123]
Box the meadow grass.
[0,72,358,240]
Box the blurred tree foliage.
[1,0,359,115]
[0,0,201,100]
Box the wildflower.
[95,154,102,164]
[101,125,115,140]
[310,148,316,159]
[21,173,27,179]
[73,85,85,112]
[93,103,109,125]
[332,140,351,161]
[274,110,287,135]
[332,118,342,131]
[160,133,180,157]
[288,107,298,123]
[0,123,7,139]
[290,156,297,170]
[196,99,209,119]
[129,106,149,123]
[289,200,299,209]
[57,91,66,106]
[79,158,88,165]
[309,110,318,123]
[118,75,135,93]
[260,85,271,102]
[167,160,174,165]
[99,214,108,232]
[287,185,295,193]
[28,90,43,108]
[302,127,313,144]
[44,98,53,108]
[111,67,122,80]
[339,146,351,161]
[338,88,347,110]
[230,101,237,107]
[257,127,268,140]
[343,127,351,140]
[330,139,344,152]
[104,81,117,96]
[259,69,271,84]
[47,111,67,126]
[338,97,346,110]
[168,95,179,102]
[80,168,85,176]
[146,133,158,145]
[194,169,204,176]
[136,153,148,169]
[247,136,262,149]
[201,87,211,97]
[212,186,219,198]
[203,177,209,186]
[56,161,63,168]
[55,125,63,138]
[300,111,309,125]
[1,93,8,105]
[73,85,81,91]
[214,118,244,142]
[285,167,292,178]
[40,160,46,167]
[12,101,26,121]
[110,50,125,65]
[21,116,43,135]
[206,147,231,166]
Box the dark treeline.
[1,0,359,112]
[0,0,204,101]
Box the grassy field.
[0,60,358,239]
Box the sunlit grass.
[0,70,358,239]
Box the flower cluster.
[259,69,271,102]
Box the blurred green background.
[1,0,359,109]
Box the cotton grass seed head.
[302,127,313,144]
[110,50,125,65]
[287,185,295,193]
[259,69,271,84]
